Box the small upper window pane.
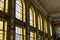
[0,0,4,11]
[16,0,22,19]
[0,21,3,30]
[30,32,33,37]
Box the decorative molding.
[31,0,47,17]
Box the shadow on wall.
[53,30,60,40]
[53,25,60,40]
[57,37,60,40]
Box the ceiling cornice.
[31,0,47,16]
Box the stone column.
[7,0,15,40]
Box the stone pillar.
[42,17,44,40]
[25,0,30,40]
[35,10,39,40]
[7,0,15,40]
[47,16,50,40]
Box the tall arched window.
[38,14,42,31]
[29,7,36,27]
[50,24,52,36]
[44,19,47,33]
[38,15,40,30]
[16,0,25,22]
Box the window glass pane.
[40,15,42,31]
[15,27,25,40]
[38,16,40,30]
[50,24,52,36]
[4,21,7,31]
[4,21,7,40]
[0,0,4,11]
[24,29,26,40]
[20,13,22,20]
[0,31,3,40]
[15,34,20,40]
[0,21,3,30]
[29,7,36,27]
[20,36,23,40]
[30,38,33,40]
[30,20,33,26]
[34,13,36,27]
[5,0,8,13]
[16,27,20,34]
[16,0,25,22]
[16,6,20,12]
[30,32,33,37]
[33,32,36,40]
[38,14,43,30]
[16,11,20,19]
[30,32,36,40]
[20,28,22,34]
[24,29,26,35]
[16,0,22,20]
[44,19,47,33]
[30,8,33,26]
[4,32,7,40]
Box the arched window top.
[38,14,42,31]
[29,6,35,14]
[16,0,25,22]
[29,6,36,27]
